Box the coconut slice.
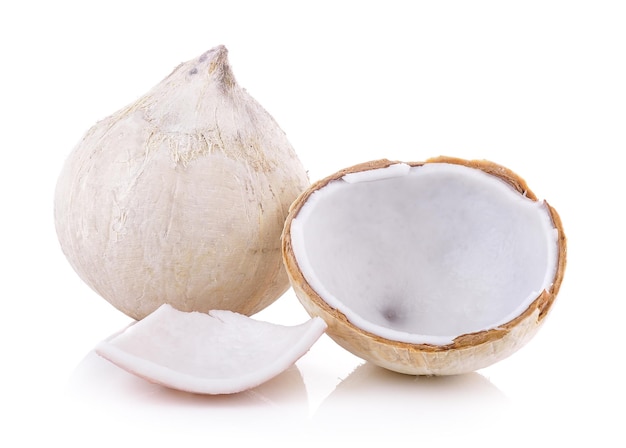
[95,304,327,394]
[282,157,567,375]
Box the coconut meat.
[95,304,327,394]
[290,163,559,345]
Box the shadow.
[312,362,510,439]
[65,349,311,437]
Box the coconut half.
[95,304,327,394]
[282,157,566,375]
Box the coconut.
[55,46,309,320]
[95,304,327,394]
[282,157,566,375]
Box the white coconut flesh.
[290,162,559,346]
[95,304,327,394]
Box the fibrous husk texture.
[55,46,309,320]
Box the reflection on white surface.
[69,350,311,406]
[64,347,514,444]
[67,350,310,440]
[313,363,510,441]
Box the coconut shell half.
[282,157,566,375]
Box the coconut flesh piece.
[95,304,327,395]
[283,157,567,375]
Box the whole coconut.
[55,46,309,320]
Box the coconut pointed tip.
[196,44,235,89]
[200,44,228,62]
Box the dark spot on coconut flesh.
[381,306,400,323]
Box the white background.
[1,1,624,446]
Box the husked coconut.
[282,157,567,375]
[55,46,309,320]
[96,304,327,394]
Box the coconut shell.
[282,157,566,375]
